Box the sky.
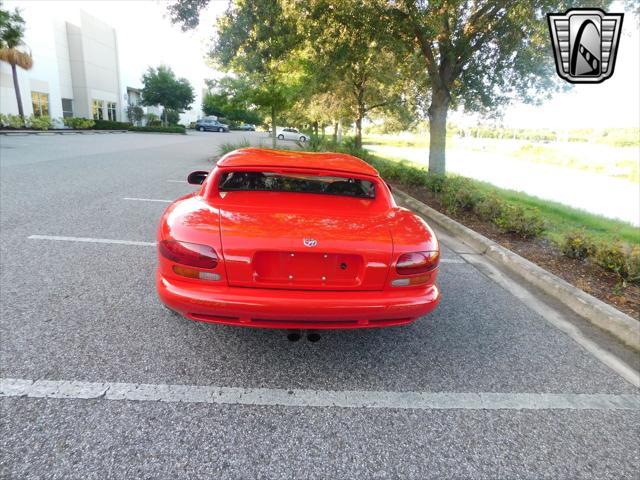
[7,0,639,129]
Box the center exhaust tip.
[307,332,321,343]
[287,330,302,342]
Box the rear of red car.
[157,149,440,329]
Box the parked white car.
[276,128,310,142]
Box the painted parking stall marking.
[26,235,466,263]
[28,235,156,247]
[123,197,172,203]
[2,378,638,411]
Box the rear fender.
[157,195,227,284]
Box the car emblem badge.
[303,238,318,247]
[547,8,623,84]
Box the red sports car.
[157,148,440,330]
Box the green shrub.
[594,242,630,281]
[425,173,446,193]
[1,114,25,129]
[560,229,597,260]
[368,158,403,182]
[441,177,482,214]
[474,192,506,222]
[398,164,428,187]
[305,135,337,152]
[494,204,546,238]
[218,139,251,156]
[27,115,54,130]
[597,243,640,285]
[625,246,640,285]
[128,125,185,134]
[93,119,131,130]
[63,117,95,129]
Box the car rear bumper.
[157,272,440,329]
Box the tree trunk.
[354,87,365,149]
[332,122,338,143]
[337,120,343,144]
[313,121,318,137]
[11,63,24,119]
[163,108,168,127]
[355,117,363,149]
[427,88,450,175]
[271,105,276,149]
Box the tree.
[126,104,144,125]
[202,76,263,125]
[140,65,194,126]
[162,108,181,125]
[171,1,305,147]
[387,0,611,174]
[0,5,33,119]
[301,0,414,148]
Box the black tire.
[218,127,224,132]
[299,136,306,142]
[198,126,204,132]
[277,134,284,140]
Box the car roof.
[217,148,379,177]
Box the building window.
[92,100,104,120]
[61,98,73,118]
[107,102,117,121]
[31,92,49,116]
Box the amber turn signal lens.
[391,273,431,287]
[172,265,221,281]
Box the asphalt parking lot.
[1,131,639,479]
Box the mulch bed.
[397,183,640,319]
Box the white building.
[0,6,199,125]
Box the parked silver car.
[276,127,310,142]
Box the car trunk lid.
[219,199,392,291]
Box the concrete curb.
[393,188,640,351]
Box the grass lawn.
[468,178,639,246]
[369,152,639,247]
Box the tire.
[299,136,306,142]
[198,126,204,132]
[277,134,284,140]
[218,127,224,132]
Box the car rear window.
[218,171,376,199]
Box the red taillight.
[159,240,218,269]
[396,251,439,275]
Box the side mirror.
[187,171,208,185]
[385,181,393,192]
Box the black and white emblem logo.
[547,8,623,84]
[303,238,318,247]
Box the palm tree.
[0,6,33,118]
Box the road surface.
[1,131,638,479]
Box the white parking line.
[26,234,464,263]
[167,180,188,183]
[123,197,172,203]
[2,378,638,411]
[28,235,156,247]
